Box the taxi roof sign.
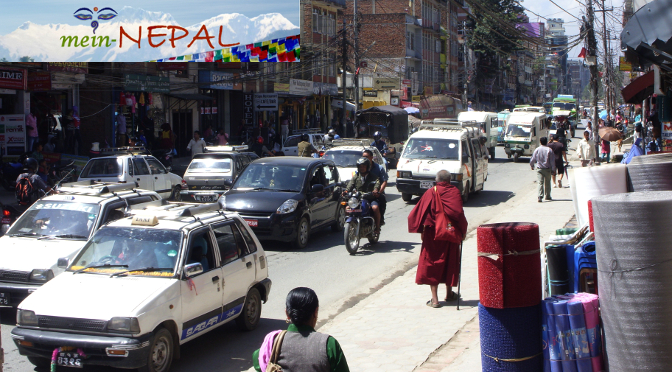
[132,215,159,226]
[204,145,249,153]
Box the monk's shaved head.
[436,170,451,183]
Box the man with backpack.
[16,158,53,206]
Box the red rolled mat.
[588,200,594,232]
[477,222,541,309]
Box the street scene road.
[1,144,566,372]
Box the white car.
[281,133,326,156]
[11,201,271,372]
[322,144,386,183]
[0,182,160,307]
[78,152,183,200]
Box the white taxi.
[11,201,271,372]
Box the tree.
[19,56,34,62]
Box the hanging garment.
[125,93,133,106]
[139,92,145,106]
[148,93,153,106]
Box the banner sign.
[198,71,242,90]
[243,93,254,126]
[289,79,313,96]
[28,72,52,91]
[125,74,170,93]
[662,122,672,151]
[0,67,27,90]
[47,63,88,74]
[254,93,278,111]
[0,115,26,158]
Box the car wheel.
[170,186,181,201]
[401,193,413,202]
[461,182,469,204]
[236,287,262,331]
[489,147,496,159]
[331,205,346,232]
[27,356,51,368]
[513,153,520,163]
[294,217,310,249]
[141,327,173,372]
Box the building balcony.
[312,0,346,8]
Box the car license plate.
[57,351,83,368]
[349,209,362,213]
[195,194,216,202]
[420,181,434,189]
[0,292,9,305]
[1,217,10,224]
[245,219,258,227]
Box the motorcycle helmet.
[302,133,310,142]
[328,129,336,136]
[24,157,38,172]
[356,157,371,172]
[373,131,382,141]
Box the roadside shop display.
[572,165,627,227]
[626,160,672,191]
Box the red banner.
[0,67,27,90]
[28,72,51,91]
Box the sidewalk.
[313,162,580,371]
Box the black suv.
[180,150,258,203]
[221,157,345,249]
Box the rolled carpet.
[479,303,543,371]
[477,222,541,308]
[626,161,672,191]
[592,191,672,371]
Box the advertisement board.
[0,115,26,159]
[662,122,672,151]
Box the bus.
[552,95,578,137]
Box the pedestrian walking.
[529,137,556,202]
[547,134,567,188]
[116,107,127,147]
[186,131,206,158]
[160,123,175,152]
[577,130,595,167]
[601,138,611,163]
[407,170,468,308]
[217,131,229,146]
[252,287,350,372]
[26,112,38,154]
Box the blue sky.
[0,0,299,35]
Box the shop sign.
[0,67,27,90]
[158,62,188,71]
[0,89,15,94]
[47,62,88,74]
[198,71,242,90]
[274,83,290,93]
[313,82,323,95]
[373,77,399,90]
[424,86,433,96]
[289,79,313,96]
[0,115,26,157]
[325,83,338,96]
[253,93,278,111]
[391,97,400,106]
[124,74,170,93]
[218,62,242,69]
[619,57,632,72]
[363,90,378,97]
[28,72,51,92]
[411,95,421,102]
[662,122,672,151]
[243,93,254,126]
[402,79,412,86]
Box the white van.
[396,120,489,203]
[503,111,550,162]
[457,111,499,158]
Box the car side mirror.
[224,179,233,188]
[184,263,203,278]
[57,257,69,269]
[311,184,324,193]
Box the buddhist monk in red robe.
[408,170,468,308]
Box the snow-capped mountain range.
[0,6,299,62]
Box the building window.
[313,9,319,33]
[318,10,323,34]
[407,32,415,50]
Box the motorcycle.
[1,154,29,191]
[342,190,380,255]
[150,148,173,171]
[47,159,76,187]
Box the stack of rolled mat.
[592,191,672,371]
[477,222,541,308]
[626,159,672,191]
[542,293,602,372]
[571,165,627,227]
[479,303,543,371]
[628,152,672,164]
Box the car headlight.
[218,195,226,210]
[524,144,530,149]
[348,197,359,209]
[30,269,54,283]
[505,143,510,148]
[17,309,38,326]
[277,199,299,214]
[107,317,141,333]
[397,170,412,178]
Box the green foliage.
[466,0,525,57]
[19,56,34,62]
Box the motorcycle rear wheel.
[344,221,360,255]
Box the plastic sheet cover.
[626,161,672,191]
[592,191,672,371]
[571,165,627,227]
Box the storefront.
[0,66,28,159]
[121,73,170,150]
[198,69,244,139]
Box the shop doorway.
[172,110,193,158]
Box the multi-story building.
[546,18,568,94]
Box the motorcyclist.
[362,149,387,226]
[251,136,274,157]
[343,157,382,233]
[15,158,53,203]
[371,131,389,166]
[297,133,318,157]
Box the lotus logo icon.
[73,7,118,34]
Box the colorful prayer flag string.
[152,35,300,62]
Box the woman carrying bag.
[408,170,468,308]
[253,287,350,372]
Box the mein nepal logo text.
[62,7,240,49]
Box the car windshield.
[323,150,362,167]
[402,138,460,160]
[553,102,575,110]
[80,158,123,177]
[234,163,307,192]
[6,201,100,239]
[188,158,232,172]
[69,227,181,276]
[506,124,532,138]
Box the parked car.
[281,132,326,156]
[180,146,259,203]
[322,141,386,183]
[78,149,182,200]
[0,182,160,307]
[11,201,271,372]
[221,157,345,249]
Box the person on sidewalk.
[547,134,567,188]
[186,131,206,159]
[408,170,468,308]
[529,137,556,202]
[252,287,350,372]
[577,131,596,167]
[601,138,611,163]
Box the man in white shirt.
[577,130,596,167]
[529,137,556,203]
[187,131,206,158]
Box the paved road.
[1,144,565,372]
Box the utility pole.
[585,4,600,129]
[597,0,613,119]
[354,0,359,115]
[341,17,348,134]
[462,20,468,105]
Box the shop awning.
[621,0,672,68]
[621,71,654,103]
[166,93,215,101]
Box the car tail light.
[181,179,188,190]
[3,210,10,217]
[319,151,325,157]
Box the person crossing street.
[529,137,556,202]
